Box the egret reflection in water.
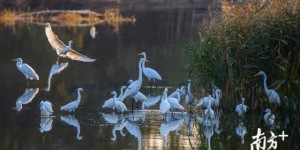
[44,62,69,91]
[125,121,142,150]
[111,115,127,141]
[60,115,83,140]
[90,26,97,39]
[235,122,247,144]
[15,88,39,111]
[40,117,53,133]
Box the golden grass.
[0,10,19,25]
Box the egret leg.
[131,100,134,113]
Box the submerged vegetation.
[186,0,300,108]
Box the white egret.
[40,117,53,133]
[102,86,126,109]
[128,79,147,109]
[44,62,68,91]
[185,79,195,109]
[16,88,39,111]
[160,88,171,115]
[235,98,248,117]
[166,88,184,111]
[61,88,83,113]
[264,108,275,126]
[197,96,213,108]
[168,86,186,100]
[40,100,53,117]
[12,58,39,81]
[212,88,222,107]
[142,95,161,108]
[60,115,83,140]
[255,71,280,105]
[120,58,147,102]
[137,52,162,87]
[235,122,247,144]
[204,95,215,119]
[45,23,96,62]
[111,91,128,113]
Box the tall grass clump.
[186,0,300,107]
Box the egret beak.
[145,59,150,63]
[11,59,17,61]
[254,73,260,77]
[137,53,143,55]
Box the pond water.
[0,1,299,150]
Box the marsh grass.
[186,0,300,109]
[0,10,19,26]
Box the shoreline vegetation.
[0,9,135,31]
[186,0,299,109]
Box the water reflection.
[15,88,39,111]
[125,121,142,150]
[235,122,247,144]
[60,115,83,140]
[40,117,53,133]
[44,61,68,91]
[204,126,214,150]
[90,26,97,39]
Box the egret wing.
[20,64,39,80]
[45,27,66,53]
[66,49,96,62]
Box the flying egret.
[45,23,96,62]
[168,86,186,100]
[235,122,247,144]
[120,58,148,102]
[111,91,128,113]
[40,100,53,117]
[165,88,184,111]
[16,88,39,111]
[254,71,280,105]
[102,86,127,109]
[12,58,39,83]
[61,88,83,113]
[60,115,83,140]
[235,98,248,117]
[264,108,275,126]
[185,79,195,109]
[160,88,171,116]
[40,117,53,133]
[137,52,162,88]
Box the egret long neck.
[177,91,181,101]
[188,83,192,95]
[138,60,143,82]
[119,87,125,98]
[262,73,269,92]
[112,93,117,105]
[76,90,81,102]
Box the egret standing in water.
[137,52,162,88]
[61,88,84,113]
[40,100,53,117]
[12,58,39,85]
[235,98,248,117]
[111,91,128,113]
[128,79,147,109]
[168,86,186,100]
[160,88,171,117]
[204,95,215,119]
[45,23,96,62]
[102,86,127,110]
[185,79,195,110]
[166,88,184,111]
[255,71,280,105]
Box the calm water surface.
[0,1,299,150]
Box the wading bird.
[40,100,53,117]
[111,91,128,113]
[102,86,127,109]
[45,23,96,62]
[254,71,280,105]
[235,98,248,117]
[128,79,147,109]
[61,88,83,113]
[168,86,186,100]
[12,58,39,84]
[138,52,162,88]
[204,95,215,119]
[264,108,275,126]
[185,79,195,109]
[166,88,184,111]
[160,88,171,116]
